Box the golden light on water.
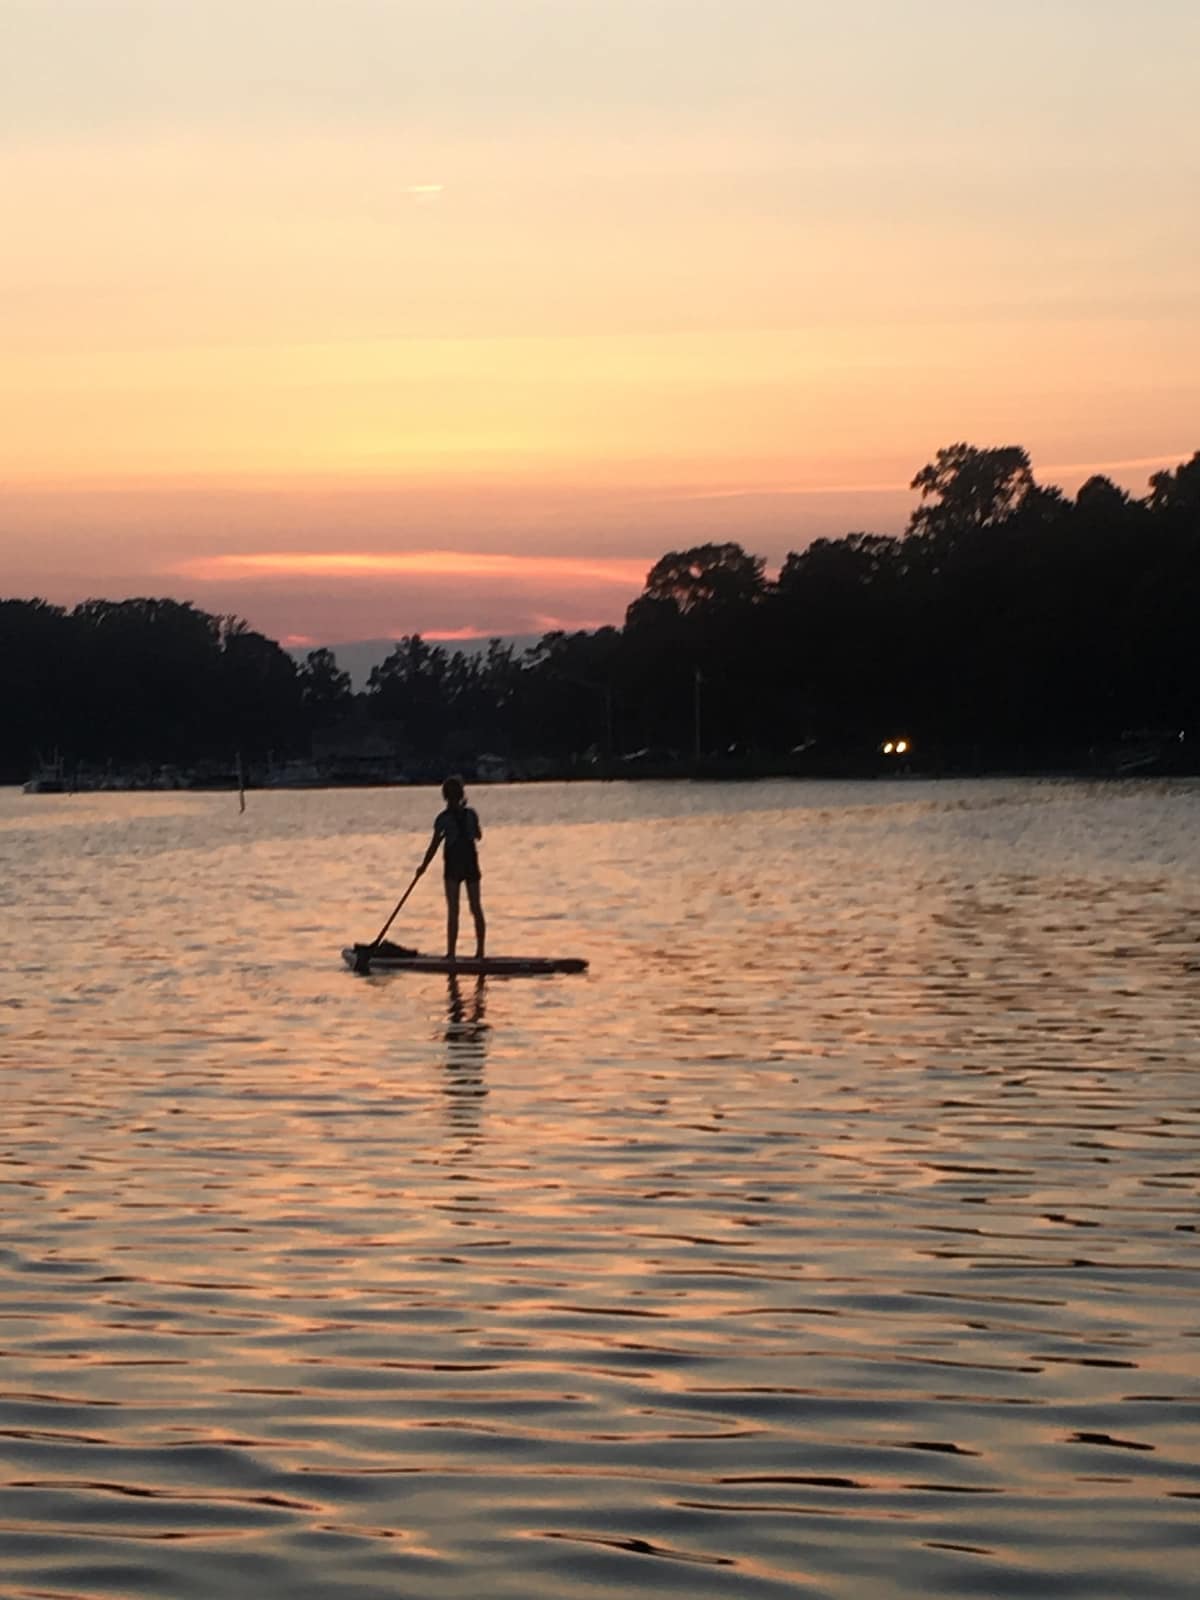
[3,780,1198,1594]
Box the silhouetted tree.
[297,647,353,727]
[1075,474,1131,515]
[219,617,303,760]
[0,599,76,780]
[1148,451,1200,513]
[71,598,224,764]
[907,444,1038,568]
[5,443,1200,781]
[366,635,451,757]
[640,543,767,615]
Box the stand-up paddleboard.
[343,942,587,976]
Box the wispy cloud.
[1037,451,1190,479]
[172,550,649,586]
[663,482,912,503]
[166,550,649,642]
[658,449,1195,505]
[424,625,492,641]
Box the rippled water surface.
[1,778,1198,1599]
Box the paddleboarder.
[416,776,486,962]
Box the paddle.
[353,869,423,973]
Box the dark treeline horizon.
[4,442,1199,782]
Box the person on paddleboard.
[416,776,486,962]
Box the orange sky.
[3,1,1197,642]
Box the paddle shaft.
[366,870,422,951]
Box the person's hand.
[415,861,427,877]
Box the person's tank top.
[441,806,479,877]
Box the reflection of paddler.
[416,775,486,962]
[445,973,489,1045]
[443,974,488,1137]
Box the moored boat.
[22,764,66,794]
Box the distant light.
[883,741,895,755]
[896,739,909,755]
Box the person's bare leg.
[466,879,486,959]
[445,878,461,961]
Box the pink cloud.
[170,550,649,587]
[153,549,650,642]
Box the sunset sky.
[3,0,1197,644]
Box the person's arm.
[471,809,482,841]
[416,819,444,876]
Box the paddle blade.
[350,939,420,974]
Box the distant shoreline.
[12,755,1198,796]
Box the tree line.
[3,442,1198,782]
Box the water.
[1,778,1198,1599]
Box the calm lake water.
[1,778,1198,1599]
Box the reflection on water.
[0,778,1198,1600]
[442,975,489,1140]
